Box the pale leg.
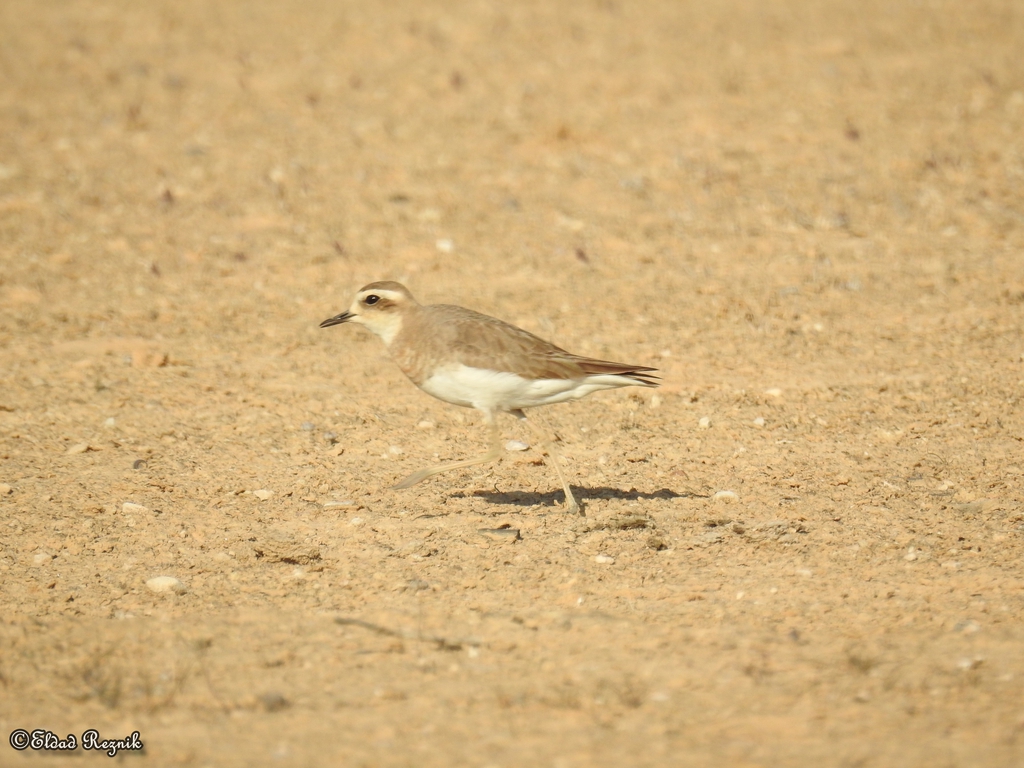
[393,410,502,489]
[512,409,582,516]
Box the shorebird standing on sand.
[320,282,659,515]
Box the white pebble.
[252,489,273,501]
[388,445,404,455]
[416,420,435,429]
[505,440,530,452]
[698,416,711,430]
[713,490,738,503]
[753,417,765,427]
[350,517,364,526]
[649,394,663,409]
[323,499,356,509]
[764,388,783,398]
[103,417,116,428]
[122,502,150,514]
[32,552,52,566]
[0,483,11,495]
[435,238,454,253]
[146,576,186,594]
[66,442,90,455]
[594,554,615,564]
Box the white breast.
[418,364,633,412]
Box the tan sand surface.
[1,1,1023,764]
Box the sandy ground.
[2,0,1024,765]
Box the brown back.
[392,303,658,385]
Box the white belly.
[418,364,630,411]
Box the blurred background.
[3,0,1021,353]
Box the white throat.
[362,314,403,347]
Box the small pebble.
[323,431,339,444]
[478,525,522,541]
[122,502,150,514]
[435,238,454,253]
[146,576,186,594]
[753,417,766,427]
[505,440,530,452]
[416,420,435,429]
[713,490,739,503]
[132,459,147,470]
[594,554,615,564]
[957,657,984,671]
[300,421,315,432]
[67,442,90,455]
[103,417,116,428]
[698,416,711,430]
[253,489,273,501]
[323,499,356,509]
[388,445,404,455]
[764,388,783,398]
[649,394,663,409]
[259,692,290,712]
[32,552,52,566]
[0,483,12,495]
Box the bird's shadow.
[450,486,705,509]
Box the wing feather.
[417,304,659,386]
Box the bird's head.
[319,281,417,346]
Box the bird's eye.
[364,295,380,306]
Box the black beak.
[319,311,353,328]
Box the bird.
[319,281,659,515]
